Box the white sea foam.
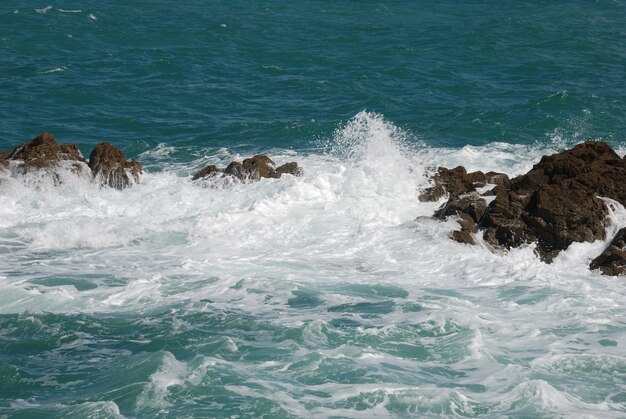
[35,5,53,14]
[39,66,67,74]
[1,112,625,415]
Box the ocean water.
[1,1,626,418]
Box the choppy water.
[2,2,626,418]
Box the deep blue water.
[2,2,626,418]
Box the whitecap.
[39,66,67,74]
[35,5,53,14]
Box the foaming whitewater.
[1,113,626,417]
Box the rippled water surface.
[1,1,626,417]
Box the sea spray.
[1,116,626,416]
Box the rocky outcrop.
[4,133,142,189]
[482,141,625,261]
[424,141,626,272]
[590,228,626,276]
[193,155,302,182]
[88,142,142,189]
[420,166,509,245]
[6,132,89,180]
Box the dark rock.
[452,212,479,245]
[125,159,142,183]
[224,161,245,179]
[7,132,88,178]
[419,166,473,201]
[0,151,8,171]
[223,155,302,181]
[424,141,626,272]
[434,192,488,222]
[275,162,302,177]
[590,228,626,276]
[482,141,625,261]
[419,166,508,202]
[434,192,488,246]
[192,165,219,181]
[422,165,507,245]
[88,142,142,189]
[242,155,276,180]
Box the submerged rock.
[88,142,142,189]
[194,155,302,182]
[424,141,626,273]
[7,132,89,181]
[590,227,626,276]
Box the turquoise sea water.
[1,1,626,417]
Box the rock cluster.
[2,132,140,189]
[193,155,302,182]
[2,132,302,190]
[422,141,626,276]
[5,132,89,181]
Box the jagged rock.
[88,142,142,189]
[275,162,302,177]
[425,141,626,271]
[419,166,509,201]
[482,141,625,261]
[192,165,219,181]
[452,212,479,245]
[421,166,507,245]
[7,132,89,179]
[221,155,302,181]
[434,192,488,245]
[590,228,626,276]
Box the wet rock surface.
[192,165,219,181]
[421,166,509,245]
[5,133,299,189]
[6,132,89,180]
[424,141,626,273]
[590,227,626,276]
[88,142,142,189]
[482,141,625,262]
[0,151,8,171]
[194,155,302,181]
